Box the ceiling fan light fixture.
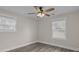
[37,13,45,18]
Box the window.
[52,19,66,39]
[0,15,16,32]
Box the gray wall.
[0,9,37,51]
[38,11,79,51]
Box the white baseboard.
[1,40,79,52]
[38,41,79,51]
[1,41,37,52]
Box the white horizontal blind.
[0,15,16,32]
[52,18,66,40]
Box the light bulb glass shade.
[37,13,45,17]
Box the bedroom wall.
[0,9,38,51]
[38,11,79,51]
[0,8,79,51]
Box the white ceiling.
[0,6,79,19]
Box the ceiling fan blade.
[52,14,55,15]
[45,14,50,16]
[27,13,36,14]
[45,8,55,12]
[34,6,40,12]
[34,6,38,10]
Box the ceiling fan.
[27,6,55,18]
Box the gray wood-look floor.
[8,43,76,52]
